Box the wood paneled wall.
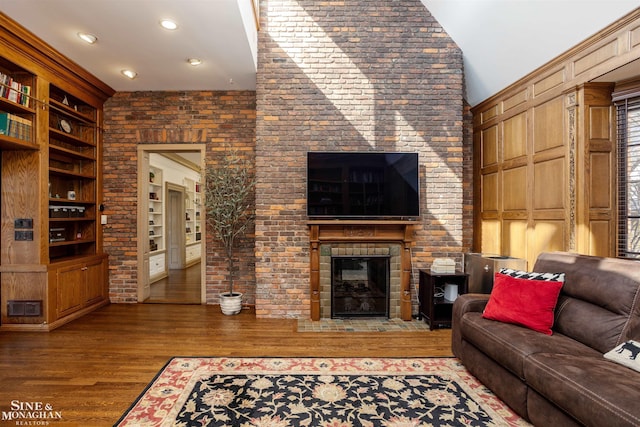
[472,8,640,267]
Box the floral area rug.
[115,357,529,427]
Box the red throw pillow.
[482,272,563,335]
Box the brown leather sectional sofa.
[452,252,640,426]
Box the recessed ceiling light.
[187,58,202,66]
[77,32,97,44]
[121,69,138,79]
[160,19,178,30]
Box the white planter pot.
[220,292,243,315]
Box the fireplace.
[331,256,390,318]
[319,243,400,318]
[308,220,415,321]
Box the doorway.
[167,184,186,270]
[137,144,206,304]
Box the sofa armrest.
[451,293,490,358]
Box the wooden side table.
[419,270,469,330]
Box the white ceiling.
[0,0,638,106]
[0,0,258,92]
[422,0,640,105]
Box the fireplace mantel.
[308,220,416,321]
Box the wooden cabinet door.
[56,264,84,318]
[84,257,105,305]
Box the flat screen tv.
[307,152,419,218]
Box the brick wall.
[103,91,256,304]
[102,1,474,318]
[256,0,470,318]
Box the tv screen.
[307,152,419,218]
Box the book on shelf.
[0,112,33,142]
[0,72,31,108]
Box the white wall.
[422,0,639,106]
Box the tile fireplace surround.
[321,244,400,319]
[308,221,415,321]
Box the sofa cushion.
[498,267,565,282]
[533,252,640,350]
[460,311,599,379]
[525,353,640,427]
[482,272,563,335]
[554,295,632,354]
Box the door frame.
[136,144,206,303]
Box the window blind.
[616,97,640,258]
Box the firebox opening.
[331,256,390,318]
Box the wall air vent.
[7,300,42,317]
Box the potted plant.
[204,149,256,315]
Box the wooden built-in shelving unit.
[0,12,115,331]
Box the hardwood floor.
[0,304,453,426]
[145,262,202,304]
